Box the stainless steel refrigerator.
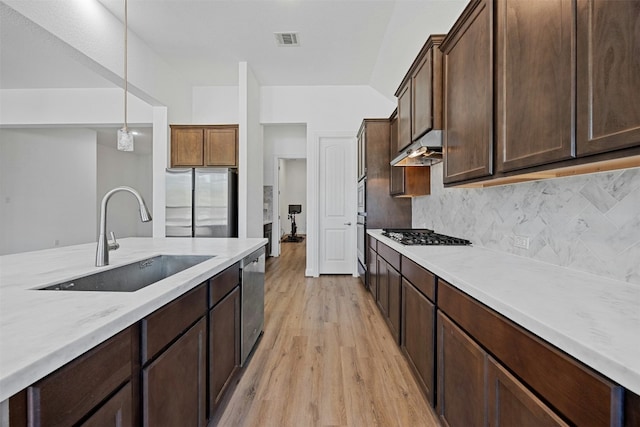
[165,168,238,237]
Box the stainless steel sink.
[37,255,215,292]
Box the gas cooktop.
[382,228,472,246]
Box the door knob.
[344,222,352,226]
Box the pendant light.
[117,0,134,151]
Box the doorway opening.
[275,158,307,258]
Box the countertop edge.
[0,238,266,402]
[368,229,640,395]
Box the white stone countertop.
[0,237,266,402]
[368,229,640,395]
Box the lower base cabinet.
[80,382,133,427]
[209,286,240,411]
[488,357,568,426]
[8,262,247,427]
[143,317,207,427]
[437,312,568,427]
[437,312,487,427]
[401,278,435,405]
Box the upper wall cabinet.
[171,125,238,168]
[576,0,640,156]
[395,35,446,155]
[442,0,640,187]
[441,0,493,185]
[495,0,575,173]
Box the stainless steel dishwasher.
[240,246,265,366]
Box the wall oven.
[357,179,366,214]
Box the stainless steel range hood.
[390,130,443,166]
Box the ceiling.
[1,0,467,96]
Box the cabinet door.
[376,256,389,318]
[576,0,640,156]
[496,0,575,172]
[368,246,378,299]
[143,318,206,427]
[397,82,412,153]
[488,357,568,427]
[209,287,240,412]
[402,279,435,406]
[387,264,402,344]
[171,128,204,167]
[442,0,493,184]
[412,49,433,140]
[204,127,237,167]
[81,383,133,427]
[437,311,487,427]
[389,114,405,195]
[357,128,366,180]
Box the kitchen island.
[0,237,266,408]
[368,229,640,426]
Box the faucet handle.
[108,231,120,251]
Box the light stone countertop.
[368,229,640,395]
[0,237,266,402]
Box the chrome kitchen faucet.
[96,186,152,267]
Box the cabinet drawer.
[209,263,240,308]
[368,235,377,251]
[22,327,133,426]
[401,256,435,301]
[437,279,623,426]
[377,242,400,271]
[142,284,207,363]
[80,382,133,427]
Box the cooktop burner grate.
[382,228,471,246]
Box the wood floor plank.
[214,241,439,427]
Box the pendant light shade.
[117,0,134,152]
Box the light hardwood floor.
[215,241,440,427]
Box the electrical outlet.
[513,235,530,249]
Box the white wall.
[0,88,152,126]
[96,143,153,239]
[263,124,307,186]
[192,86,239,124]
[369,0,468,99]
[238,63,264,238]
[280,159,307,236]
[0,128,97,255]
[3,0,192,122]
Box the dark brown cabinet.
[401,257,436,406]
[141,284,207,427]
[495,0,575,172]
[437,312,568,427]
[209,287,240,411]
[487,357,568,427]
[437,311,487,427]
[576,0,640,156]
[375,242,402,344]
[8,327,136,427]
[80,383,133,427]
[438,278,623,427]
[171,125,238,168]
[441,0,493,184]
[395,35,445,155]
[389,111,430,198]
[412,37,444,142]
[368,245,378,299]
[396,82,412,153]
[358,119,411,229]
[143,318,206,427]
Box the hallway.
[216,241,439,426]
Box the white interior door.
[319,136,356,274]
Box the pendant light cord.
[123,0,128,131]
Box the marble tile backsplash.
[264,186,273,222]
[413,164,640,286]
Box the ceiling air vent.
[274,32,300,47]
